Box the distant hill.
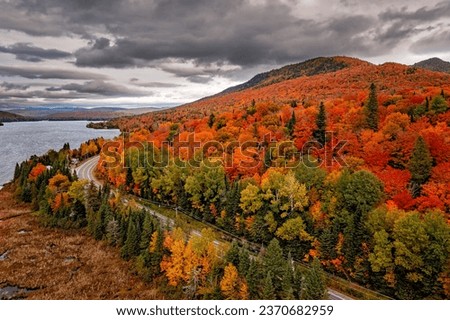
[221,56,369,94]
[0,111,26,122]
[0,106,163,121]
[414,57,450,73]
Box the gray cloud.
[74,38,137,68]
[0,65,108,80]
[0,89,91,100]
[0,81,30,91]
[67,1,380,70]
[48,80,150,97]
[379,2,450,22]
[410,30,450,54]
[0,0,447,73]
[129,79,183,88]
[0,43,72,62]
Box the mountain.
[110,56,450,131]
[414,57,450,73]
[0,111,26,122]
[221,56,368,94]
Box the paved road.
[75,156,352,300]
[75,155,173,227]
[328,289,351,300]
[75,156,102,187]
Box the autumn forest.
[9,57,450,300]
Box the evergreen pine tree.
[313,102,327,145]
[118,215,128,247]
[106,217,120,246]
[425,96,429,112]
[14,163,20,181]
[263,238,286,297]
[292,266,303,299]
[281,258,295,300]
[408,136,432,195]
[261,272,276,300]
[238,246,251,277]
[365,83,379,131]
[208,113,215,128]
[140,212,155,252]
[301,258,327,300]
[246,259,261,299]
[225,240,240,267]
[72,199,87,223]
[286,111,296,137]
[86,182,101,213]
[121,215,140,259]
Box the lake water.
[0,121,119,186]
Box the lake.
[0,121,119,186]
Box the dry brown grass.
[0,186,163,299]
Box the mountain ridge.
[413,57,450,73]
[220,56,370,94]
[109,56,450,131]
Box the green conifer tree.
[409,136,432,196]
[313,102,327,145]
[286,111,296,137]
[261,272,276,300]
[365,83,379,130]
[301,258,327,300]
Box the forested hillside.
[94,57,450,299]
[9,56,450,300]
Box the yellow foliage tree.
[220,263,249,300]
[220,263,240,299]
[48,173,71,193]
[160,228,186,286]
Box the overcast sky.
[0,0,449,108]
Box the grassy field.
[0,186,162,299]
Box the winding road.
[75,156,102,187]
[75,155,351,300]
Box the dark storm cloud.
[0,65,108,80]
[375,2,450,46]
[0,0,449,92]
[65,1,380,69]
[0,43,72,62]
[47,80,150,97]
[74,38,137,68]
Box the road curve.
[75,155,173,226]
[75,156,102,187]
[75,156,352,300]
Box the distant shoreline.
[0,118,113,123]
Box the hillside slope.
[221,56,368,94]
[414,57,450,73]
[111,57,450,131]
[0,111,26,122]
